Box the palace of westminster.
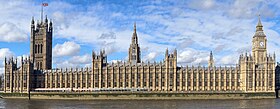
[3,14,278,94]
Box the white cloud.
[0,67,4,74]
[177,49,209,66]
[109,60,122,64]
[0,48,14,74]
[218,54,239,65]
[0,22,28,42]
[53,41,80,57]
[0,0,280,67]
[69,54,91,64]
[187,0,216,10]
[55,60,77,68]
[0,48,14,60]
[143,52,159,62]
[228,0,276,18]
[54,54,91,68]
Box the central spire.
[128,22,141,64]
[132,22,138,44]
[134,22,136,33]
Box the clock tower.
[252,15,267,64]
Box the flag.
[42,3,48,7]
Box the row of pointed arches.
[35,44,43,54]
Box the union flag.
[42,3,48,7]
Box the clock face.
[260,42,264,47]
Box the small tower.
[92,50,107,88]
[165,49,177,68]
[128,22,141,64]
[92,49,107,70]
[208,51,214,67]
[4,57,17,92]
[164,48,177,91]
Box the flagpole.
[41,3,43,22]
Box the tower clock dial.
[260,41,264,47]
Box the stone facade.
[275,63,280,90]
[30,16,52,70]
[4,16,276,93]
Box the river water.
[0,99,280,109]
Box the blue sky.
[1,0,280,73]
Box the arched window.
[37,62,39,69]
[95,63,98,68]
[40,44,43,53]
[37,44,40,54]
[35,45,37,53]
[40,62,42,69]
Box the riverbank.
[0,92,276,100]
[1,98,279,109]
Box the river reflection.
[0,99,280,109]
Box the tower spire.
[128,22,141,64]
[210,51,213,59]
[134,22,136,33]
[132,22,138,44]
[256,14,263,32]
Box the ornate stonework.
[4,16,276,93]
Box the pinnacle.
[257,14,262,27]
[134,22,136,33]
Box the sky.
[0,0,280,73]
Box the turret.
[31,17,35,29]
[45,15,48,23]
[92,50,96,58]
[165,48,169,58]
[208,51,214,67]
[92,49,107,69]
[174,48,177,56]
[49,19,53,32]
[165,49,177,68]
[4,57,6,65]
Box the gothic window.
[37,44,40,54]
[95,63,98,68]
[132,55,136,60]
[40,44,43,53]
[132,48,135,53]
[39,44,41,53]
[35,45,37,53]
[40,62,42,69]
[37,62,39,69]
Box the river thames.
[0,99,279,109]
